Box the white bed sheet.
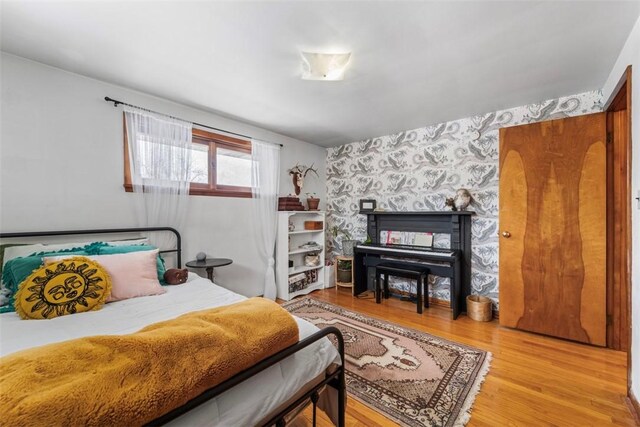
[0,273,339,426]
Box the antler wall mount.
[288,163,319,196]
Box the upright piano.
[353,211,474,319]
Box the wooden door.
[499,113,606,346]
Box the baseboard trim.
[389,289,500,319]
[428,297,451,308]
[385,288,452,308]
[345,287,504,320]
[627,389,640,423]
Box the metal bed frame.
[0,227,346,426]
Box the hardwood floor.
[297,287,635,426]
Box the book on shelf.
[278,196,305,211]
[279,205,305,211]
[288,272,306,284]
[288,269,320,293]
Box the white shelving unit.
[288,229,324,235]
[276,211,325,301]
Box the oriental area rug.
[283,298,491,427]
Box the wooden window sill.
[123,184,252,198]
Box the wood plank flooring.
[296,288,635,426]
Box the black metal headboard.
[0,227,182,267]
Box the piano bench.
[375,264,430,314]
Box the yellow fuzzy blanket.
[0,297,299,426]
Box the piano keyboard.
[355,244,455,259]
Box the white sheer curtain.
[251,139,281,300]
[124,106,192,252]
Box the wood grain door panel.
[499,113,606,346]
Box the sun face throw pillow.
[14,257,111,320]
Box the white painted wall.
[602,15,640,400]
[0,53,327,297]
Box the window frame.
[123,122,253,198]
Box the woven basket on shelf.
[466,295,493,322]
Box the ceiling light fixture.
[301,52,351,81]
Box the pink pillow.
[44,249,166,302]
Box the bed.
[0,227,346,426]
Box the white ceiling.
[1,1,639,147]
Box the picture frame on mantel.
[359,199,376,213]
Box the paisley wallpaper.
[326,90,603,308]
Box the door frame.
[603,65,633,401]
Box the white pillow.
[44,249,165,302]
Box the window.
[124,127,253,198]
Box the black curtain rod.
[104,96,283,147]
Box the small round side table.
[186,258,233,282]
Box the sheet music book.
[413,232,434,247]
[382,231,433,247]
